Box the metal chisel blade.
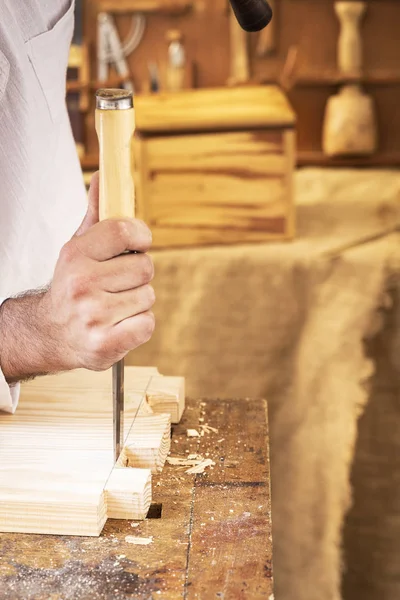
[112,359,124,462]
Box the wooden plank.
[135,86,296,134]
[136,127,293,247]
[105,468,152,520]
[0,367,184,536]
[145,130,285,172]
[98,0,192,13]
[120,413,171,473]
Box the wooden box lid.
[135,85,296,135]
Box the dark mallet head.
[229,0,273,32]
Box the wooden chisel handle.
[95,89,136,462]
[95,89,136,220]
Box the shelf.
[97,0,192,13]
[80,151,400,172]
[67,76,133,94]
[297,151,400,168]
[80,154,99,170]
[293,70,400,87]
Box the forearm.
[0,290,62,383]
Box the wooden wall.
[82,0,400,166]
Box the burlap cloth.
[128,168,400,600]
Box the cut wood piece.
[146,376,185,424]
[0,366,184,536]
[120,413,171,473]
[0,449,111,536]
[105,468,152,520]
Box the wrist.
[0,290,64,383]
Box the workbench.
[0,398,273,599]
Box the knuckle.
[59,242,76,264]
[131,313,155,347]
[86,333,113,370]
[144,284,156,307]
[141,311,155,341]
[140,255,154,283]
[113,219,131,245]
[67,273,89,300]
[82,299,103,329]
[135,220,152,244]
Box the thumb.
[75,171,100,237]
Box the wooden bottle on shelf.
[335,1,366,75]
[257,0,276,57]
[323,1,377,157]
[227,5,250,85]
[165,29,186,92]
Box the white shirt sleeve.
[0,298,20,413]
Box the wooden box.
[134,85,296,247]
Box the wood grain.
[0,398,273,599]
[0,367,185,536]
[136,124,295,247]
[97,0,192,13]
[135,86,296,133]
[95,103,136,220]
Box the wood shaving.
[185,458,216,474]
[125,535,153,545]
[186,429,200,438]
[167,456,204,467]
[200,424,219,434]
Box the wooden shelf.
[80,154,99,170]
[67,75,133,94]
[81,151,400,173]
[297,151,400,168]
[293,70,400,87]
[97,0,192,13]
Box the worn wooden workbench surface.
[0,398,273,599]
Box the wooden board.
[0,367,185,536]
[135,86,296,134]
[0,398,273,599]
[136,127,296,247]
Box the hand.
[0,173,155,381]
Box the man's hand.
[0,173,155,382]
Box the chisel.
[95,89,136,462]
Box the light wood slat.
[135,86,296,133]
[121,413,171,473]
[145,131,284,172]
[105,468,152,520]
[0,367,185,536]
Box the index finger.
[73,218,152,261]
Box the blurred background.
[68,2,400,600]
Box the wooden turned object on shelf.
[323,1,377,157]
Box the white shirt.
[0,0,87,412]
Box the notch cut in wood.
[0,366,185,536]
